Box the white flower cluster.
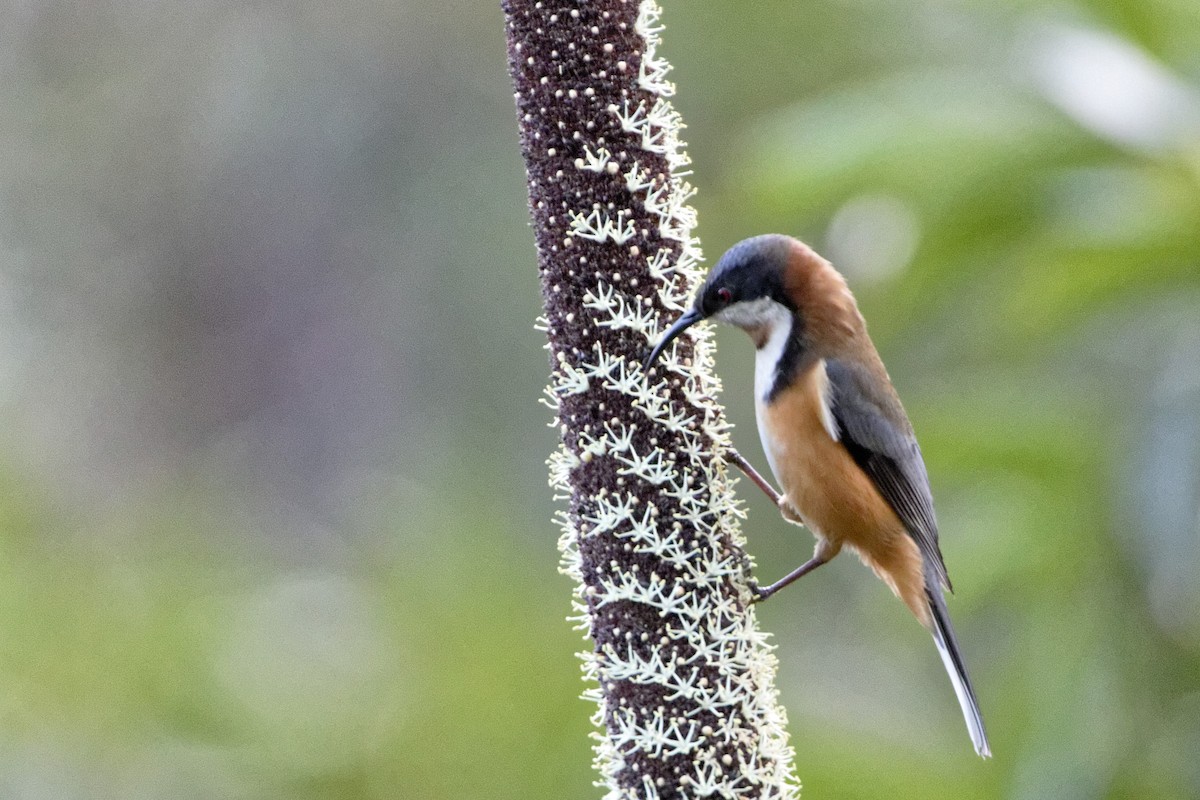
[544,3,800,798]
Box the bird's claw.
[747,581,771,604]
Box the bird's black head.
[644,234,795,369]
[695,234,794,318]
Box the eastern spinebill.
[645,234,990,757]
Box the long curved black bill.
[644,308,703,371]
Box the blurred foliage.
[0,0,1197,798]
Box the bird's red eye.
[717,287,732,304]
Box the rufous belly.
[756,360,930,625]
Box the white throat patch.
[718,298,793,403]
[713,296,782,331]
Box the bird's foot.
[747,581,775,604]
[777,495,806,527]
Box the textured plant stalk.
[503,2,798,798]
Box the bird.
[644,234,991,758]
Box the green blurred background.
[0,0,1197,797]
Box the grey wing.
[825,358,951,592]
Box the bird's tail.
[925,581,991,758]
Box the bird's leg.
[752,540,840,602]
[726,447,829,601]
[751,556,828,602]
[728,448,805,525]
[726,448,782,506]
